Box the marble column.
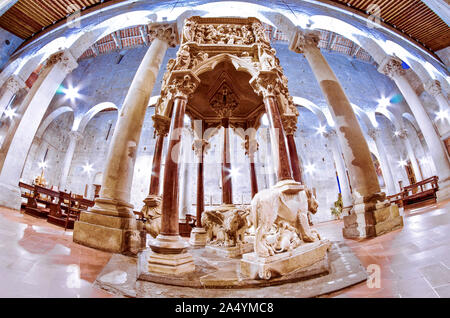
[148,71,199,274]
[378,56,450,200]
[290,30,402,238]
[0,50,78,210]
[245,135,259,198]
[189,138,209,247]
[424,79,450,112]
[251,72,293,182]
[367,128,397,195]
[282,114,303,183]
[221,117,233,205]
[59,130,83,191]
[179,128,194,221]
[73,23,177,254]
[0,75,25,118]
[398,128,423,183]
[141,114,170,215]
[325,129,353,209]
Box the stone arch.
[351,103,374,130]
[193,53,259,79]
[35,106,74,139]
[75,102,118,133]
[375,108,402,131]
[402,112,421,133]
[292,96,329,127]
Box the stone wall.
[0,27,23,71]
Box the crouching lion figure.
[251,180,321,257]
[201,208,250,247]
[141,195,162,238]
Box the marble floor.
[0,199,448,298]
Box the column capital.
[378,56,405,78]
[4,75,26,94]
[152,114,171,137]
[168,71,200,99]
[68,130,83,141]
[45,50,78,74]
[367,128,381,140]
[148,22,178,47]
[424,79,443,97]
[396,128,409,139]
[192,139,210,156]
[243,137,259,157]
[288,29,320,54]
[281,114,298,135]
[249,70,280,98]
[323,127,337,139]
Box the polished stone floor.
[0,199,448,298]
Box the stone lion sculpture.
[250,180,321,257]
[201,208,250,247]
[141,195,162,238]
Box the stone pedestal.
[207,242,254,258]
[436,180,450,202]
[343,197,403,239]
[147,251,195,275]
[147,234,195,275]
[74,204,145,255]
[240,240,331,280]
[189,227,207,247]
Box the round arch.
[35,106,74,139]
[75,102,118,133]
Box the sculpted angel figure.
[241,25,254,44]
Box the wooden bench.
[402,176,439,207]
[19,182,35,210]
[24,185,59,219]
[387,192,404,207]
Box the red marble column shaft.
[221,118,233,204]
[263,96,292,181]
[286,134,303,183]
[148,134,164,195]
[249,152,258,198]
[196,144,204,227]
[160,97,186,236]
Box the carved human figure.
[175,45,191,70]
[142,196,162,238]
[183,19,196,42]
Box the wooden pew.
[24,185,59,219]
[402,176,439,207]
[18,182,35,210]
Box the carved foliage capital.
[250,71,280,98]
[148,23,178,47]
[4,75,25,93]
[281,114,298,135]
[367,128,381,140]
[168,72,200,99]
[243,137,259,156]
[45,50,78,74]
[152,114,171,137]
[289,30,320,54]
[396,128,408,139]
[378,57,405,78]
[192,139,210,156]
[424,80,442,97]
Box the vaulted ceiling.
[0,0,448,54]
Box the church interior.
[0,0,449,299]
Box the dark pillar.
[221,118,233,204]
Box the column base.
[189,227,207,247]
[437,179,450,202]
[73,197,146,255]
[148,234,195,275]
[0,181,22,211]
[343,194,403,239]
[147,250,195,275]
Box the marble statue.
[201,207,250,247]
[250,180,321,257]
